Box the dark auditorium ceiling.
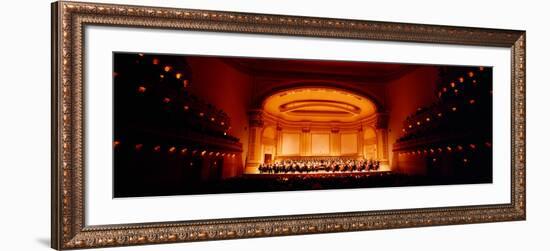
[222,57,418,82]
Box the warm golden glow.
[263,87,376,123]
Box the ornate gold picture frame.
[51,1,526,249]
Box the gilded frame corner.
[51,1,526,249]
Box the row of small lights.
[402,68,486,133]
[437,67,485,98]
[402,99,477,133]
[113,141,237,158]
[133,55,231,132]
[400,142,491,165]
[398,142,491,157]
[123,54,191,88]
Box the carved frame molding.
[51,1,526,249]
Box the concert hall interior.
[113,52,493,197]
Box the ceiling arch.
[262,87,377,123]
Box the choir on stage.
[258,159,381,174]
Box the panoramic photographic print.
[112,52,493,198]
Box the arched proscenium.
[254,81,386,113]
[244,84,390,173]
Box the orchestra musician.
[258,158,381,174]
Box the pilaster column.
[245,109,264,173]
[330,128,341,156]
[301,127,311,156]
[357,127,364,158]
[275,125,283,160]
[374,113,389,164]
